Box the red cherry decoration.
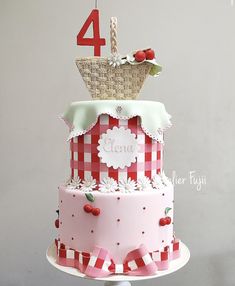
[165,217,172,225]
[84,204,93,213]
[92,208,100,216]
[159,218,166,226]
[55,219,59,228]
[134,51,146,62]
[145,49,155,60]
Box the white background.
[0,0,235,285]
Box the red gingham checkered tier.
[70,115,163,182]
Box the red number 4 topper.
[77,9,106,56]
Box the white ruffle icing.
[62,100,172,143]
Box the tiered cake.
[54,18,181,278]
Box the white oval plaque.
[97,127,138,169]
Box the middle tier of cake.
[70,115,163,183]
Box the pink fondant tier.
[57,183,175,264]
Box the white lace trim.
[62,112,171,143]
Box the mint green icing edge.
[62,100,172,143]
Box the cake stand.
[46,242,190,286]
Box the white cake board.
[46,242,190,286]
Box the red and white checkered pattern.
[70,115,163,183]
[55,239,180,277]
[55,239,91,271]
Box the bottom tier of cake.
[55,183,180,277]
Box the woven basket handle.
[110,17,118,54]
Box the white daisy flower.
[137,176,152,191]
[118,178,137,193]
[80,177,97,192]
[66,177,81,189]
[108,53,126,67]
[152,174,164,189]
[99,177,118,193]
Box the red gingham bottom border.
[54,238,180,274]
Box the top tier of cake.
[63,100,171,187]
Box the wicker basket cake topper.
[76,17,161,100]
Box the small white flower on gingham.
[118,178,137,193]
[99,177,118,193]
[80,177,97,192]
[137,176,152,191]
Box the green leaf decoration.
[165,207,172,216]
[85,193,95,202]
[149,65,162,77]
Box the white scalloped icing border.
[61,112,172,144]
[97,126,138,169]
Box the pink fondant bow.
[83,244,157,278]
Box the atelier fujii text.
[171,171,206,191]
